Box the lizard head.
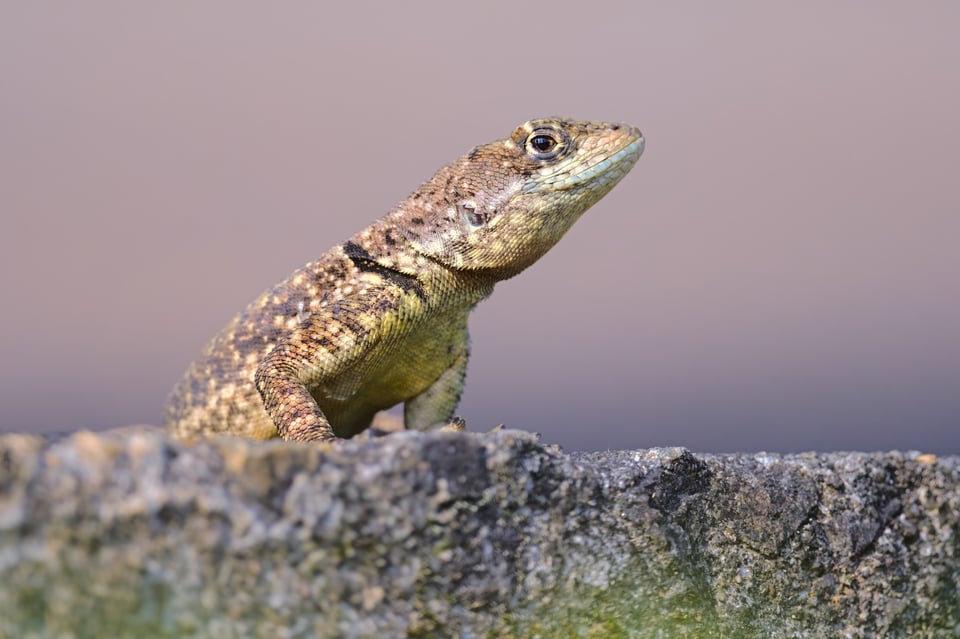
[397,117,644,279]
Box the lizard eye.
[524,128,567,161]
[457,201,485,229]
[530,135,556,153]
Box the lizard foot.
[439,416,467,433]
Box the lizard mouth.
[524,130,644,193]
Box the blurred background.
[2,2,958,453]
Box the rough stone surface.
[0,429,957,638]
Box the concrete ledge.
[1,429,957,637]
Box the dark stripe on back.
[342,241,426,301]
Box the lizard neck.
[342,220,497,309]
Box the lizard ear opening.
[457,201,485,230]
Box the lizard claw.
[439,416,467,433]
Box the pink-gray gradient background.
[2,2,958,452]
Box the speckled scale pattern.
[165,118,644,442]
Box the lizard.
[164,117,644,443]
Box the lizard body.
[165,118,644,442]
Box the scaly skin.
[165,118,644,442]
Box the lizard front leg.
[255,353,336,442]
[254,291,401,442]
[404,345,469,432]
